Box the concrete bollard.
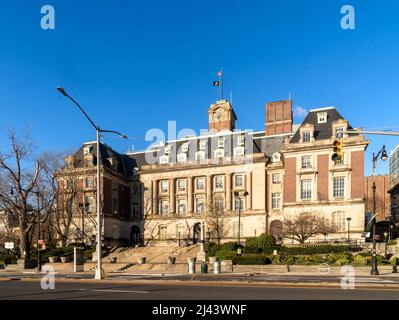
[214,261,221,274]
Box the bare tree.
[0,131,54,259]
[318,216,338,242]
[282,213,320,244]
[205,196,227,244]
[142,190,160,246]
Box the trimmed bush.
[221,242,242,252]
[232,254,271,265]
[215,251,236,261]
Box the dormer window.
[164,145,171,154]
[218,137,225,148]
[302,131,311,143]
[159,155,169,165]
[233,146,244,157]
[84,146,93,155]
[181,143,189,153]
[214,149,224,159]
[335,127,344,139]
[195,151,206,161]
[199,140,207,150]
[177,153,187,164]
[237,135,245,146]
[317,112,327,124]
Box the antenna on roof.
[230,90,233,104]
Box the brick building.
[364,175,390,222]
[59,98,369,246]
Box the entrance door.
[193,223,201,244]
[130,226,141,246]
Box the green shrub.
[232,254,271,265]
[270,254,284,265]
[280,245,358,256]
[390,257,399,265]
[353,254,368,265]
[205,242,222,258]
[283,255,296,265]
[327,253,353,265]
[309,255,326,264]
[220,242,241,252]
[215,251,236,261]
[388,240,397,246]
[257,234,276,248]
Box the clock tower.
[208,99,237,132]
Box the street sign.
[5,242,14,250]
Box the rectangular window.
[234,197,244,211]
[196,177,205,190]
[335,127,344,139]
[132,201,139,216]
[176,224,185,238]
[85,177,94,189]
[237,135,245,146]
[218,137,225,148]
[178,199,187,214]
[333,177,345,198]
[272,173,281,184]
[215,176,224,189]
[317,112,327,124]
[215,196,224,211]
[199,140,207,151]
[159,225,167,239]
[178,179,186,192]
[159,155,169,164]
[195,151,205,161]
[302,132,311,143]
[84,196,94,213]
[181,143,189,153]
[112,198,119,215]
[235,175,243,187]
[272,193,281,209]
[160,181,168,193]
[332,211,346,232]
[112,182,118,192]
[300,179,312,200]
[233,146,244,156]
[177,153,187,163]
[160,200,169,215]
[195,198,205,213]
[214,149,224,159]
[301,156,312,169]
[65,179,73,189]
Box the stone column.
[152,180,158,215]
[169,178,175,215]
[187,177,193,213]
[206,175,213,205]
[226,173,232,211]
[197,221,206,262]
[247,172,252,210]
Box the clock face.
[214,109,225,120]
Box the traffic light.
[332,140,343,162]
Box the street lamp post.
[57,87,127,280]
[346,217,351,244]
[384,231,389,260]
[371,145,388,276]
[234,191,248,246]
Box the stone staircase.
[109,244,200,273]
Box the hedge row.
[209,252,395,266]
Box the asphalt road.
[0,279,399,300]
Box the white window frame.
[272,193,281,209]
[84,146,93,155]
[301,155,312,169]
[177,153,187,164]
[84,196,94,213]
[317,112,327,124]
[234,175,244,187]
[272,173,281,184]
[159,225,167,239]
[302,131,311,143]
[178,199,187,214]
[237,135,245,146]
[195,151,206,161]
[333,177,345,199]
[215,176,224,189]
[218,137,225,148]
[178,179,186,192]
[160,201,169,215]
[195,198,205,213]
[335,127,344,139]
[214,149,224,159]
[159,155,169,164]
[164,145,171,154]
[160,181,169,193]
[300,179,312,200]
[196,177,205,190]
[199,140,207,150]
[181,143,189,153]
[233,146,245,157]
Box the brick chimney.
[265,99,293,136]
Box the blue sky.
[1,0,399,175]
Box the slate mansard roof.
[71,142,138,177]
[289,107,353,143]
